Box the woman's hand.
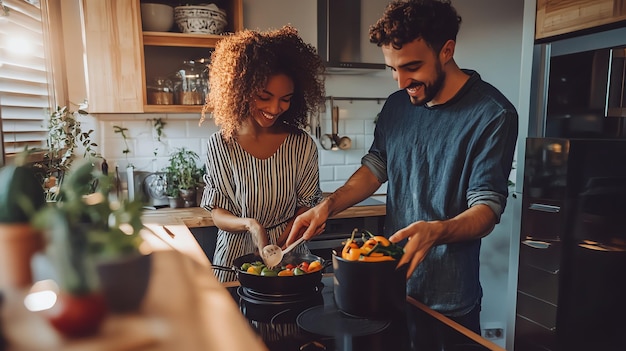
[246,218,269,254]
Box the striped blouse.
[201,130,323,282]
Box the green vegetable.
[260,268,278,277]
[240,263,252,271]
[293,267,305,276]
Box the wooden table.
[1,232,267,351]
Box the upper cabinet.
[79,0,144,113]
[536,0,626,40]
[74,0,243,113]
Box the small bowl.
[141,3,174,32]
[174,5,227,34]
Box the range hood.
[317,0,386,73]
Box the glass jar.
[147,77,174,105]
[172,60,208,105]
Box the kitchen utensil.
[331,105,352,150]
[211,252,330,295]
[261,237,305,269]
[320,99,351,150]
[332,246,407,319]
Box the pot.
[332,247,408,320]
[212,252,330,295]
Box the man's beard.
[409,62,445,106]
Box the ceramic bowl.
[141,3,174,32]
[174,5,227,34]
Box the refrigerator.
[515,137,626,351]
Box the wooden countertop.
[3,249,268,351]
[141,198,386,228]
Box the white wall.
[92,1,532,348]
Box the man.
[286,0,518,341]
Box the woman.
[200,25,326,282]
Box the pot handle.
[211,264,238,272]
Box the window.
[0,0,52,164]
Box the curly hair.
[369,0,462,53]
[201,25,326,140]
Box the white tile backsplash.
[94,98,387,194]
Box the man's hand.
[389,221,441,278]
[285,203,329,246]
[389,204,497,278]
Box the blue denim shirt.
[362,70,518,317]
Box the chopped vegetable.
[308,260,322,272]
[341,229,404,261]
[239,259,323,276]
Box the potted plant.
[31,160,150,336]
[163,147,203,208]
[0,154,46,289]
[32,104,99,202]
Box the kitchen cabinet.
[74,0,243,113]
[535,0,626,40]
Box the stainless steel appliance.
[515,137,626,351]
[546,46,626,138]
[128,170,170,208]
[317,0,387,72]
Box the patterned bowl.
[174,5,227,34]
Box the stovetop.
[226,276,491,351]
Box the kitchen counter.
[140,195,386,228]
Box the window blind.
[0,0,50,157]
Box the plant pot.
[0,223,43,289]
[96,253,152,313]
[179,188,197,207]
[43,291,107,338]
[168,196,184,208]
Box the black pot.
[332,247,408,320]
[212,252,330,295]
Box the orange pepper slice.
[278,269,294,276]
[373,236,391,247]
[308,261,322,272]
[345,248,362,261]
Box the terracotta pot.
[0,223,43,289]
[44,291,107,338]
[96,253,152,313]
